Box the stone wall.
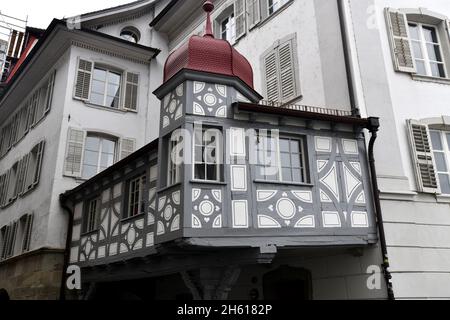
[0,250,64,300]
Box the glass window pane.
[434,152,448,172]
[430,131,443,150]
[412,41,423,59]
[292,169,302,183]
[279,139,290,152]
[84,150,99,166]
[85,136,100,151]
[280,152,291,167]
[423,26,438,43]
[408,25,420,40]
[90,93,104,106]
[91,80,105,94]
[195,146,203,162]
[439,174,450,194]
[102,139,115,154]
[255,165,264,180]
[100,153,114,168]
[107,84,121,97]
[195,164,205,180]
[206,165,217,181]
[82,165,98,179]
[282,168,292,182]
[446,133,450,150]
[427,44,442,62]
[291,154,301,168]
[415,60,426,75]
[108,72,122,85]
[290,140,300,153]
[265,167,280,181]
[93,68,106,81]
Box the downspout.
[337,0,360,117]
[59,194,75,301]
[367,117,395,300]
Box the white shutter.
[407,120,439,193]
[0,170,10,207]
[64,128,85,177]
[120,138,136,160]
[385,8,416,73]
[234,0,246,40]
[33,141,45,186]
[247,0,261,28]
[22,214,34,252]
[123,72,139,111]
[278,40,296,102]
[44,71,56,114]
[74,58,93,101]
[1,226,10,259]
[264,49,280,102]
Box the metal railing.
[258,100,354,117]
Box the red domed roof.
[163,1,254,88]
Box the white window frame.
[409,22,448,78]
[255,131,309,184]
[267,0,289,16]
[193,127,223,183]
[220,12,236,44]
[90,66,123,109]
[168,134,182,187]
[127,174,146,218]
[429,129,450,194]
[81,134,118,180]
[85,197,100,233]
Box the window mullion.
[419,24,432,76]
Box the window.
[85,198,100,233]
[90,67,122,109]
[120,27,140,43]
[409,24,446,78]
[267,0,289,15]
[220,13,236,43]
[0,222,17,260]
[429,130,450,194]
[194,127,223,182]
[262,35,299,103]
[19,214,33,253]
[126,174,147,218]
[24,141,45,192]
[82,135,117,180]
[168,133,182,186]
[64,128,135,179]
[74,59,139,111]
[255,131,308,184]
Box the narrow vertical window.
[429,130,450,194]
[194,127,223,182]
[127,174,147,218]
[85,198,100,233]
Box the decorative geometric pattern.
[192,81,228,118]
[256,190,314,229]
[162,83,184,129]
[315,136,370,229]
[192,188,222,229]
[120,218,145,253]
[157,189,182,236]
[79,234,98,261]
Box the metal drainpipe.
[59,194,75,301]
[367,117,395,300]
[337,0,360,117]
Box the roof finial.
[203,0,214,38]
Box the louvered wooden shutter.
[124,72,139,111]
[74,58,93,100]
[0,171,10,207]
[22,214,34,252]
[407,120,439,193]
[64,128,85,177]
[1,226,10,259]
[278,40,296,102]
[385,8,416,73]
[120,138,136,160]
[44,71,56,114]
[33,141,45,186]
[446,20,450,42]
[0,175,5,207]
[264,49,280,102]
[247,0,261,28]
[14,156,27,197]
[234,0,246,39]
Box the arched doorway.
[263,266,312,300]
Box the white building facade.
[344,0,450,299]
